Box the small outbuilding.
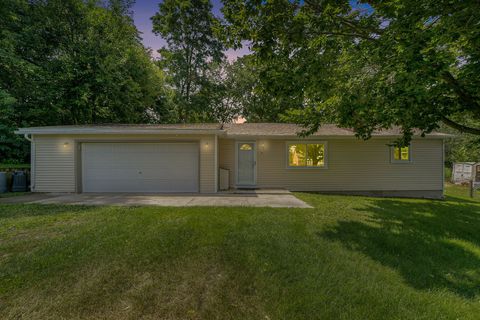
[452,162,480,184]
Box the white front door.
[236,142,256,186]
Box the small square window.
[392,146,411,162]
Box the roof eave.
[15,128,224,135]
[224,134,451,139]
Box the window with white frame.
[287,142,326,167]
[391,145,411,162]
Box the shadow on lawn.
[321,197,480,298]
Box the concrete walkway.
[0,192,312,208]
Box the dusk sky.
[131,1,370,61]
[132,0,251,61]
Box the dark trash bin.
[12,171,28,192]
[0,172,6,193]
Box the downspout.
[442,139,445,198]
[24,133,32,142]
[24,134,35,191]
[214,134,218,193]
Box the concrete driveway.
[0,192,312,208]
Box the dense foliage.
[1,0,479,164]
[442,121,480,165]
[222,0,480,144]
[152,0,230,122]
[0,0,166,162]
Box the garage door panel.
[82,142,199,193]
[93,143,196,154]
[83,178,198,193]
[84,167,197,179]
[85,169,197,180]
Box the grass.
[0,192,29,199]
[0,163,30,169]
[445,166,452,181]
[0,185,479,319]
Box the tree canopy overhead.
[222,0,480,143]
[2,0,479,163]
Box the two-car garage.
[19,124,220,194]
[81,142,199,193]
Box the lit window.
[392,146,411,162]
[240,143,252,151]
[289,144,306,166]
[288,143,325,167]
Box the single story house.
[16,123,448,199]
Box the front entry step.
[222,188,291,195]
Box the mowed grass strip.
[0,185,479,319]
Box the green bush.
[0,163,30,170]
[444,166,452,181]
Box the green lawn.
[1,185,479,319]
[0,192,30,199]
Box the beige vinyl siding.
[199,135,216,193]
[218,138,236,187]
[33,136,76,192]
[33,134,216,193]
[219,138,443,191]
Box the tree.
[441,119,480,165]
[152,0,226,122]
[195,61,239,123]
[222,57,259,121]
[220,55,293,122]
[222,0,480,143]
[0,89,29,162]
[196,56,285,123]
[0,0,167,162]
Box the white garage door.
[82,142,199,193]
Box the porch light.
[260,142,266,153]
[63,142,69,147]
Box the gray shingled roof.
[223,123,353,136]
[16,122,451,137]
[20,123,223,130]
[222,123,450,137]
[15,123,223,134]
